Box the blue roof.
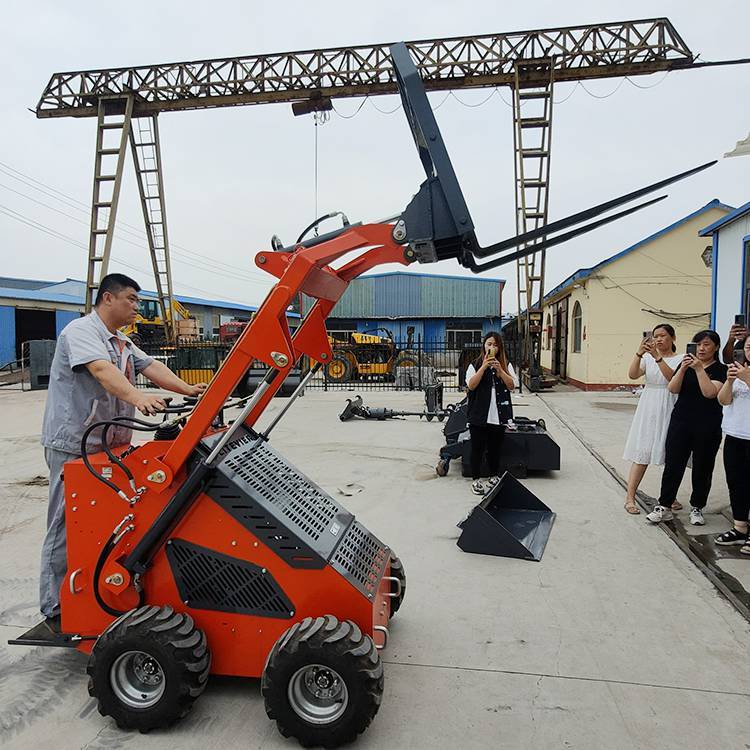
[0,276,56,290]
[361,270,505,284]
[544,199,733,302]
[0,286,84,304]
[0,277,301,316]
[698,199,750,236]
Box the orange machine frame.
[60,223,411,676]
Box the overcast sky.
[1,0,748,312]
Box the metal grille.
[166,540,293,617]
[331,521,389,597]
[224,442,344,542]
[205,477,322,567]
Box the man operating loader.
[37,273,207,636]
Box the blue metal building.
[304,271,505,348]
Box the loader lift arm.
[123,42,712,575]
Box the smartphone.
[735,314,746,327]
[487,345,498,359]
[642,330,652,340]
[686,343,698,357]
[734,347,747,365]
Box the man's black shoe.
[43,615,61,635]
[15,615,63,644]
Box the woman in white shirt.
[465,332,516,495]
[622,324,683,514]
[714,333,750,552]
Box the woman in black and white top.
[465,331,516,495]
[646,330,727,525]
[714,333,750,552]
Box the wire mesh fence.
[138,335,521,393]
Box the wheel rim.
[328,360,346,379]
[110,650,166,709]
[287,664,348,725]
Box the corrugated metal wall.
[0,305,16,366]
[55,310,79,336]
[320,273,502,318]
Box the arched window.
[545,314,552,350]
[572,301,583,353]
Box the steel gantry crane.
[36,18,743,366]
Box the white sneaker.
[689,507,705,526]
[471,480,485,495]
[487,475,500,487]
[646,505,674,523]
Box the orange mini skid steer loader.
[11,42,712,747]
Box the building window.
[572,301,583,353]
[447,329,482,349]
[545,313,551,350]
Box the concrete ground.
[539,388,750,596]
[1,386,749,749]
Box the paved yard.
[1,387,748,749]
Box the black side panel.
[166,539,294,618]
[201,427,355,569]
[200,427,390,596]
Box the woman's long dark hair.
[652,323,677,353]
[473,331,508,372]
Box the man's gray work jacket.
[41,311,154,454]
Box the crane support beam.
[37,18,695,118]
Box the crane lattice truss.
[38,18,696,363]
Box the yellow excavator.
[121,297,196,347]
[324,328,427,382]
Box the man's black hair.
[94,273,141,306]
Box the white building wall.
[713,215,750,338]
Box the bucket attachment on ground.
[457,472,555,561]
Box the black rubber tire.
[393,351,425,370]
[262,616,383,748]
[435,458,449,477]
[388,554,406,617]
[129,333,143,348]
[87,605,210,732]
[326,354,353,383]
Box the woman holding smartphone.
[714,334,750,551]
[622,324,682,514]
[646,330,727,525]
[465,331,516,495]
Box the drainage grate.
[166,539,294,618]
[330,521,389,597]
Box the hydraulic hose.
[80,417,160,500]
[92,529,144,617]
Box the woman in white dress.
[623,324,683,514]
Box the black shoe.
[43,615,61,635]
[715,528,749,546]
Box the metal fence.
[138,336,521,393]
[137,341,232,389]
